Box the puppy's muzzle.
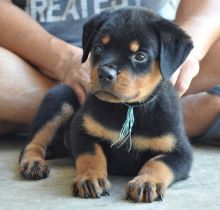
[98,64,118,86]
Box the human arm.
[0,1,90,103]
[171,0,220,96]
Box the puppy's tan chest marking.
[83,114,176,152]
[133,134,175,152]
[83,114,119,141]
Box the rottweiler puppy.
[19,7,193,203]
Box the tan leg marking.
[72,144,111,198]
[19,103,74,179]
[21,103,73,160]
[126,160,174,203]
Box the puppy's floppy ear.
[81,10,113,63]
[155,19,193,80]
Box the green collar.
[111,95,158,152]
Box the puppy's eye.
[95,45,104,55]
[133,52,148,62]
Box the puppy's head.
[82,7,193,103]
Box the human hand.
[170,51,200,96]
[63,48,91,104]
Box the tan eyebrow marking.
[102,35,111,45]
[130,41,140,53]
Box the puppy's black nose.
[99,65,117,84]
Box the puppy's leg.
[19,84,79,180]
[69,128,110,198]
[73,144,111,198]
[126,138,192,203]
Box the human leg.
[182,39,220,139]
[0,47,56,127]
[182,91,220,138]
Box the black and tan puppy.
[19,7,193,203]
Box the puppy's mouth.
[92,89,140,103]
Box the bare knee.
[182,92,220,137]
[0,47,56,124]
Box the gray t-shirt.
[12,0,179,47]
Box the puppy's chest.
[82,106,176,153]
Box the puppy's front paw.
[126,176,167,203]
[72,177,111,198]
[19,159,49,180]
